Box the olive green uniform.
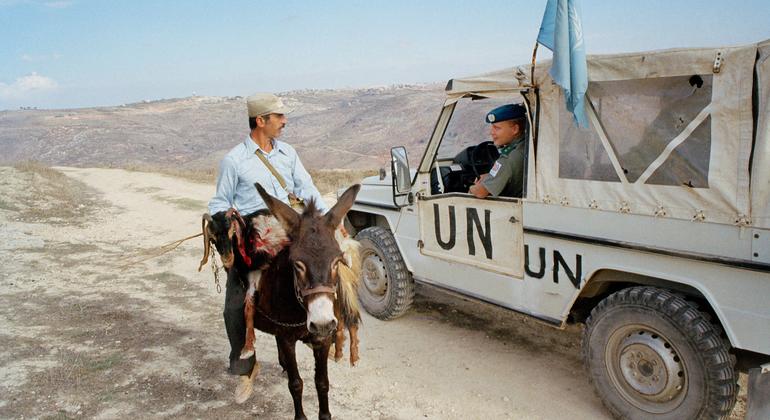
[482,137,525,198]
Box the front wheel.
[583,287,737,419]
[355,226,414,320]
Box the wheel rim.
[361,248,388,299]
[605,325,688,413]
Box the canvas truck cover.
[445,41,768,228]
[753,39,770,229]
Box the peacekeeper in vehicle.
[469,103,527,199]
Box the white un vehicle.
[343,40,770,419]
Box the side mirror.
[390,146,413,207]
[391,146,411,193]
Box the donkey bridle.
[292,252,346,310]
[293,272,337,310]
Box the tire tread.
[355,227,414,320]
[582,286,737,419]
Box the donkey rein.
[116,232,203,268]
[253,303,306,328]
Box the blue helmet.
[486,103,526,123]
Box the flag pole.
[530,41,539,87]
[529,41,541,155]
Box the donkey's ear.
[255,183,300,233]
[324,184,361,228]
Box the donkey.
[252,182,360,420]
[240,213,362,366]
[199,204,362,368]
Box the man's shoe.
[234,362,260,404]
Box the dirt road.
[0,167,745,419]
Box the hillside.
[0,85,444,171]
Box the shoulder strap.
[254,150,288,191]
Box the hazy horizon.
[2,0,769,111]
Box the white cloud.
[0,72,58,100]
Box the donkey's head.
[255,183,360,337]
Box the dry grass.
[309,168,378,194]
[12,160,64,180]
[122,164,218,184]
[10,161,104,225]
[122,164,376,194]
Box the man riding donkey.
[202,93,360,403]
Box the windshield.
[437,95,523,160]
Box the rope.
[116,232,202,268]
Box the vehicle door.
[418,193,523,277]
[410,95,527,304]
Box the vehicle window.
[559,75,713,187]
[558,107,621,182]
[437,96,519,159]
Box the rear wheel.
[583,287,737,419]
[355,226,414,320]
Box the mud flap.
[747,363,770,420]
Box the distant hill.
[0,84,445,171]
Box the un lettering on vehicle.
[418,196,523,277]
[524,244,583,289]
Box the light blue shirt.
[208,137,328,215]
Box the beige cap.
[246,93,293,117]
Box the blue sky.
[1,0,769,110]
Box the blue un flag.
[537,0,589,128]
